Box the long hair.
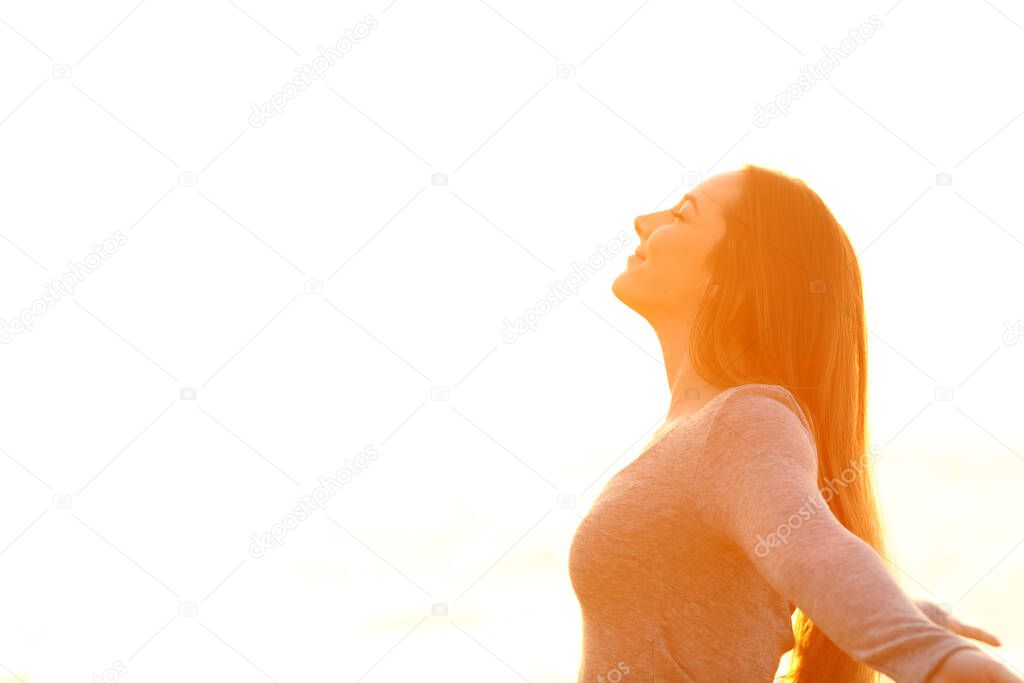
[690,164,886,683]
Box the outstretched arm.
[692,387,998,683]
[912,599,1021,681]
[913,598,1002,647]
[929,648,1022,682]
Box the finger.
[953,621,1002,646]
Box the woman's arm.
[912,600,1021,681]
[929,648,1022,682]
[692,386,990,683]
[913,598,1002,647]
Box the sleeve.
[692,385,982,683]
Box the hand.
[944,613,1003,647]
[914,599,1002,646]
[928,647,1023,682]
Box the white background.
[0,0,1022,681]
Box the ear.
[699,266,719,299]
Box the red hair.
[691,164,886,683]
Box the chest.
[568,433,709,599]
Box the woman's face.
[612,171,743,321]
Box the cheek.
[648,232,682,262]
[649,238,707,290]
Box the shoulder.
[714,383,814,438]
[691,383,821,530]
[699,383,818,475]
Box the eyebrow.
[675,193,700,218]
[678,193,700,218]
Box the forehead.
[689,171,744,214]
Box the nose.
[634,211,666,239]
[634,214,647,239]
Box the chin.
[611,273,645,314]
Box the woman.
[568,165,1020,682]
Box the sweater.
[568,383,980,682]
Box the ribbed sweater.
[569,383,979,682]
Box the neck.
[651,313,725,420]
